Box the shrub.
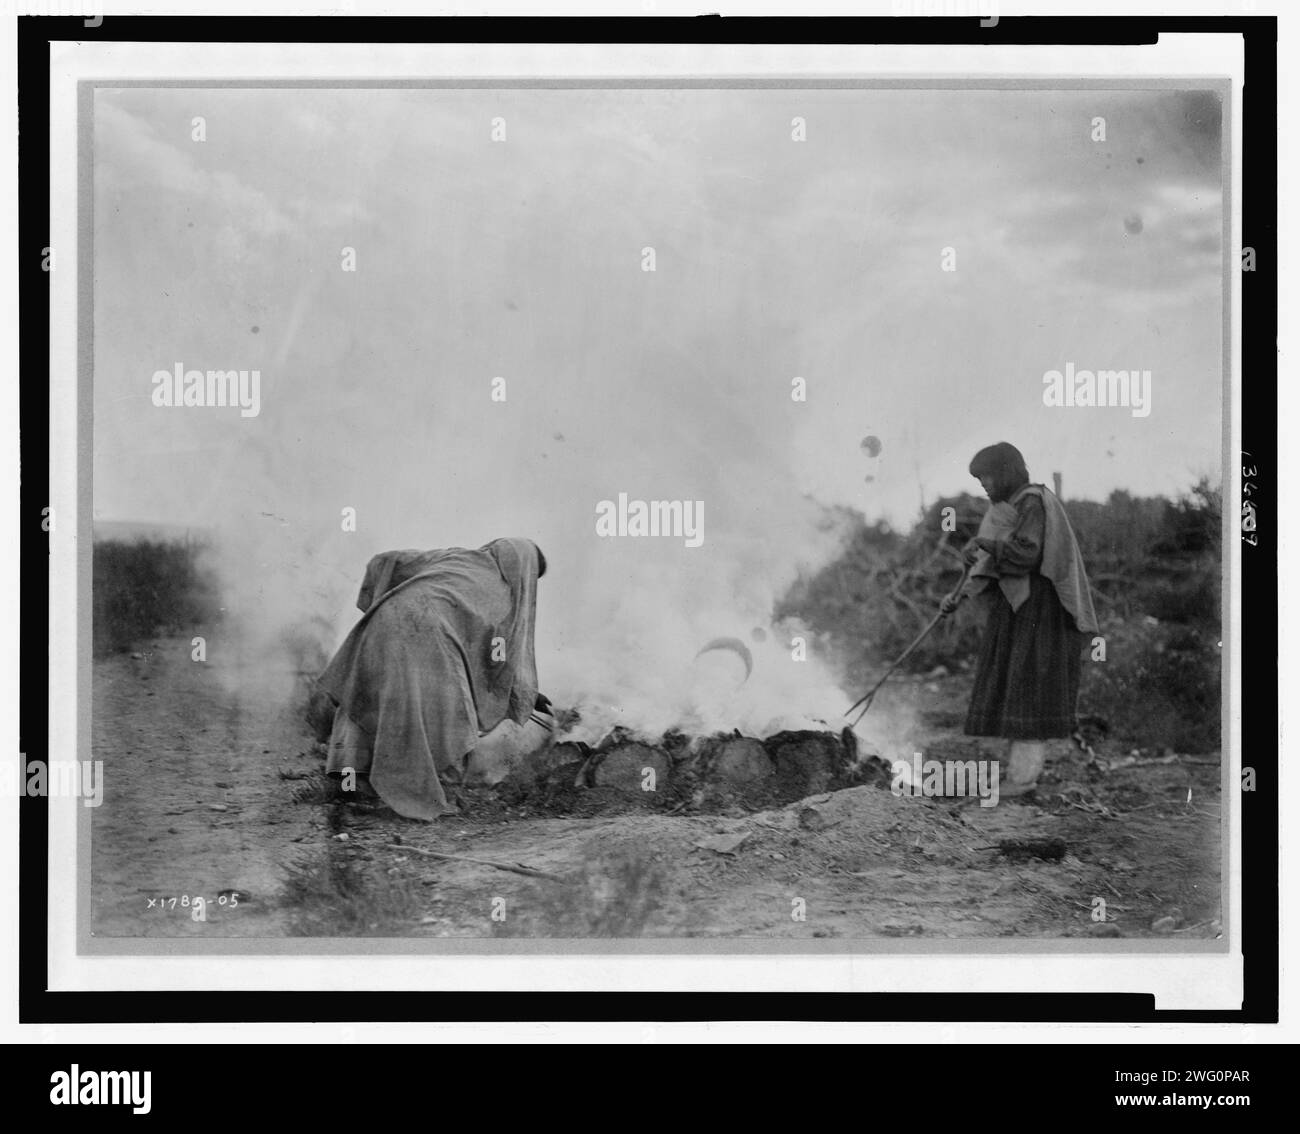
[1136,566,1220,626]
[1079,621,1221,753]
[92,537,223,656]
[779,480,1223,751]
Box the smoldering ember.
[88,84,1227,943]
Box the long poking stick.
[845,565,971,726]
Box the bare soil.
[91,636,1223,941]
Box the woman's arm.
[987,494,1045,576]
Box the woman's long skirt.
[965,574,1085,740]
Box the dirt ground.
[91,636,1223,941]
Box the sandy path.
[91,636,317,937]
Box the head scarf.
[480,538,541,723]
[342,537,543,727]
[355,548,456,612]
[969,442,1030,503]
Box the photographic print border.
[20,13,1278,1023]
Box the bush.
[1136,567,1220,626]
[774,499,981,693]
[779,479,1223,750]
[1079,621,1221,753]
[93,537,223,657]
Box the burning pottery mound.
[301,680,895,819]
[494,727,893,817]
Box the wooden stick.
[845,564,970,723]
[573,749,600,789]
[386,844,568,883]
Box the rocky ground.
[91,636,1223,941]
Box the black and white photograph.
[78,70,1233,950]
[15,8,1281,1051]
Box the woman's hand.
[961,537,988,566]
[534,693,553,714]
[939,592,963,617]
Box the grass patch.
[93,537,223,657]
[282,844,421,936]
[493,848,670,938]
[1079,621,1221,754]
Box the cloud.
[96,95,296,239]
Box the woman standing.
[940,443,1098,796]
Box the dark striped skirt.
[964,574,1085,740]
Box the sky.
[91,85,1224,739]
